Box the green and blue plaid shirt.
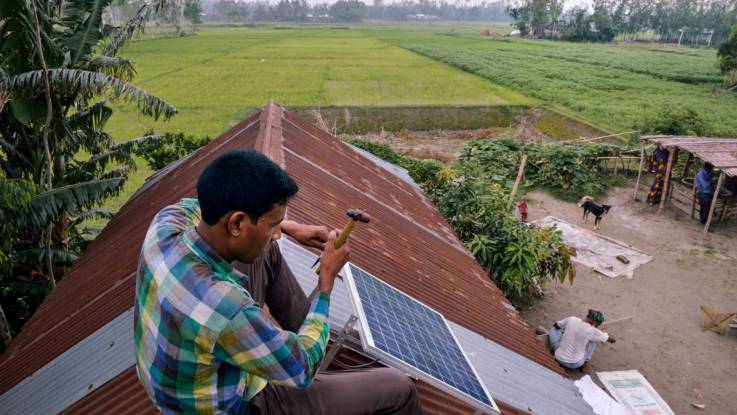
[134,198,330,414]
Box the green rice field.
[108,27,532,140]
[106,25,737,212]
[105,26,533,211]
[391,33,737,135]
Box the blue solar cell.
[349,264,493,408]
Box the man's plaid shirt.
[134,198,330,414]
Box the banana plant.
[0,0,175,345]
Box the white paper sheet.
[596,370,674,415]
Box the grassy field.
[109,27,531,140]
[105,26,532,211]
[390,33,737,135]
[105,25,737,213]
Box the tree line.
[509,0,737,45]
[205,0,510,23]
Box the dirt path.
[520,185,737,415]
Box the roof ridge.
[255,100,284,167]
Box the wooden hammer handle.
[334,219,355,249]
[315,219,355,275]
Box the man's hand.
[281,220,330,249]
[316,230,350,294]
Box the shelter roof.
[0,102,591,414]
[641,135,737,177]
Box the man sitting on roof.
[134,150,420,414]
[547,309,615,370]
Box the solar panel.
[344,263,499,414]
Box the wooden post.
[682,153,692,178]
[690,170,698,220]
[703,172,725,235]
[658,147,676,212]
[633,143,645,200]
[613,155,619,176]
[508,153,528,210]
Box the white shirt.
[554,316,609,364]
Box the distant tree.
[274,0,309,21]
[330,0,368,22]
[184,0,204,25]
[509,0,563,37]
[592,0,616,41]
[213,0,243,21]
[562,8,592,41]
[718,24,737,86]
[509,3,532,35]
[637,106,710,136]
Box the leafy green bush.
[462,138,629,201]
[636,106,710,136]
[135,132,210,171]
[346,139,443,186]
[348,138,576,305]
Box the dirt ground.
[520,184,737,415]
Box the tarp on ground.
[596,370,674,415]
[574,375,627,415]
[533,216,652,279]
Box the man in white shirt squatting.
[548,309,616,370]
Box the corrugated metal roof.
[1,102,578,414]
[0,309,135,415]
[642,135,737,177]
[450,322,591,414]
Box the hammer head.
[346,208,371,223]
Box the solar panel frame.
[342,263,500,415]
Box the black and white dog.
[577,196,612,230]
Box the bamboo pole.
[613,156,619,176]
[682,153,692,178]
[658,147,676,212]
[633,143,645,200]
[703,172,725,234]
[508,153,528,210]
[690,170,698,220]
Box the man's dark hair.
[704,162,713,171]
[197,150,298,225]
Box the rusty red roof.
[0,102,571,414]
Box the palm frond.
[10,69,176,120]
[66,100,113,133]
[14,248,79,266]
[0,138,33,171]
[61,0,113,65]
[27,177,124,227]
[71,207,113,225]
[100,165,130,179]
[87,56,136,81]
[102,4,149,57]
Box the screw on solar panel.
[343,263,500,414]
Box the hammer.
[313,208,371,275]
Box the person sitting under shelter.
[696,162,715,224]
[548,309,616,370]
[134,150,420,414]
